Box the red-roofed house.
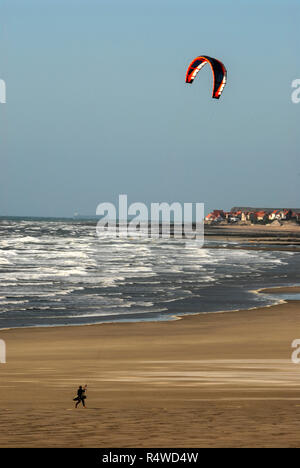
[205,210,225,223]
[256,211,268,221]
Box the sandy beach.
[205,224,300,248]
[1,0,299,451]
[1,288,300,448]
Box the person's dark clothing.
[74,387,86,407]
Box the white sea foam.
[63,308,168,319]
[14,236,42,243]
[0,218,297,328]
[0,257,11,265]
[0,300,29,305]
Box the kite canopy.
[185,56,227,99]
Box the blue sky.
[0,0,299,217]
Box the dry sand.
[1,295,300,447]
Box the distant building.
[232,206,300,214]
[241,212,251,222]
[269,209,292,221]
[205,210,225,223]
[205,207,300,225]
[269,210,280,221]
[256,211,268,221]
[292,211,300,222]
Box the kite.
[186,56,227,99]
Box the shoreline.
[1,290,300,447]
[1,284,299,333]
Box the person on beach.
[74,385,87,408]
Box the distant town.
[205,207,300,225]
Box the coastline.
[0,283,298,332]
[2,218,300,330]
[1,286,300,447]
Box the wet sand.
[205,223,300,247]
[260,286,300,294]
[1,290,300,448]
[206,223,300,234]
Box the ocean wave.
[61,307,168,319]
[0,258,11,265]
[0,300,29,305]
[1,218,299,329]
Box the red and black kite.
[186,56,227,99]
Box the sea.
[0,217,300,329]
